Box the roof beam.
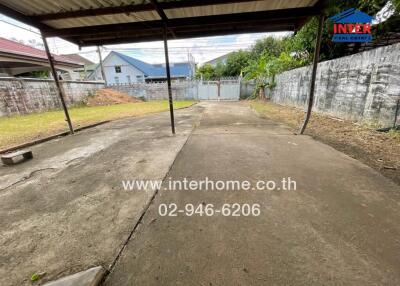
[149,0,168,22]
[42,6,319,38]
[70,17,298,41]
[32,0,266,21]
[64,14,300,46]
[148,0,176,38]
[77,24,295,46]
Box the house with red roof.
[0,37,83,79]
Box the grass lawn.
[250,100,400,185]
[0,100,195,150]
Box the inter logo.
[329,8,373,43]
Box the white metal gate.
[198,81,219,100]
[198,78,240,101]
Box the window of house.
[126,75,131,84]
[115,66,122,73]
[114,76,119,84]
[136,75,143,83]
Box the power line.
[0,17,268,58]
[74,45,253,55]
[0,19,40,35]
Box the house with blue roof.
[89,51,195,84]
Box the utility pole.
[97,46,107,85]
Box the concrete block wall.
[110,81,199,101]
[0,78,105,116]
[271,43,400,127]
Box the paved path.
[105,102,400,286]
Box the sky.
[0,1,395,65]
[0,13,290,65]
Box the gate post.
[217,80,221,101]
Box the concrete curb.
[0,121,110,155]
[0,102,198,155]
[42,266,105,286]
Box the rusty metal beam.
[163,26,175,135]
[148,0,177,38]
[299,14,325,134]
[75,23,295,46]
[41,33,74,134]
[42,7,318,38]
[149,0,168,22]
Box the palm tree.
[244,51,303,100]
[243,53,276,100]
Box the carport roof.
[0,0,326,46]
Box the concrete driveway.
[1,102,399,286]
[104,102,400,286]
[0,105,202,286]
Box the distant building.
[203,52,233,67]
[0,37,82,79]
[89,51,195,84]
[61,54,96,80]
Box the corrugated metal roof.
[44,11,161,29]
[1,0,146,16]
[165,0,316,19]
[0,0,318,29]
[0,0,324,46]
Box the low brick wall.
[0,78,105,116]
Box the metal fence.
[197,78,241,101]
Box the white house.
[89,51,195,84]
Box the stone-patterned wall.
[271,43,400,126]
[0,78,105,116]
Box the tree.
[240,0,400,101]
[214,61,226,78]
[223,50,251,76]
[18,70,50,78]
[243,56,269,100]
[280,0,400,62]
[195,64,218,80]
[393,0,400,12]
[244,51,305,100]
[250,36,284,59]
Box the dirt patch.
[251,101,400,185]
[87,89,141,106]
